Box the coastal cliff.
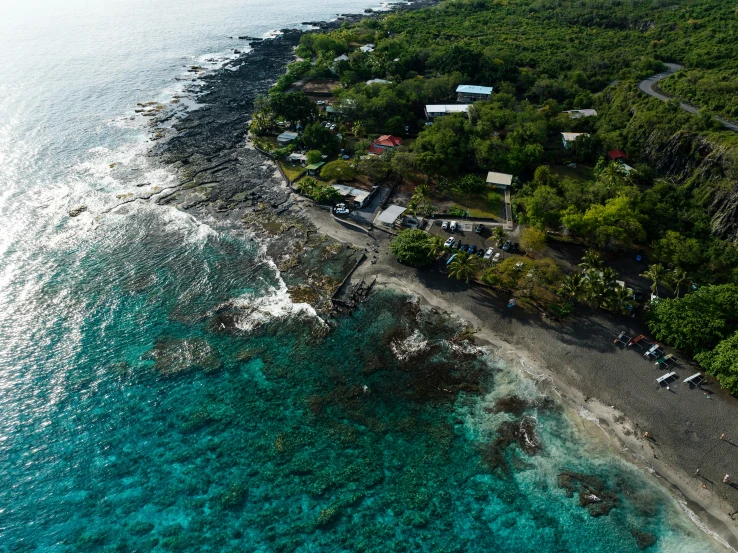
[641,131,738,243]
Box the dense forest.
[253,0,738,391]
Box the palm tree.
[605,285,637,315]
[669,268,689,297]
[295,177,316,195]
[579,250,603,274]
[427,235,445,259]
[641,263,667,295]
[448,252,479,284]
[353,120,366,138]
[584,274,610,308]
[492,227,507,245]
[559,272,585,301]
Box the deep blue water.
[0,1,734,552]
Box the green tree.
[389,229,434,266]
[669,268,689,298]
[647,285,738,356]
[492,227,507,244]
[517,185,564,228]
[427,235,445,259]
[695,331,738,393]
[270,91,316,127]
[302,122,336,151]
[562,195,645,249]
[519,226,546,256]
[559,272,585,301]
[295,177,317,195]
[579,250,603,273]
[448,251,480,283]
[653,231,703,270]
[321,160,357,181]
[306,150,323,164]
[640,263,667,295]
[456,174,487,194]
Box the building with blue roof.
[456,85,493,103]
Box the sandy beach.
[298,195,738,551]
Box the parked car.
[502,241,512,252]
[468,244,478,254]
[444,237,455,248]
[316,100,325,105]
[475,224,484,234]
[632,287,644,302]
[334,207,349,215]
[460,244,469,252]
[493,252,501,262]
[441,220,449,230]
[449,221,458,232]
[483,247,494,260]
[512,243,520,253]
[476,248,485,257]
[452,241,461,250]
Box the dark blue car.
[468,244,477,254]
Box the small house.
[563,109,598,119]
[287,152,307,165]
[331,184,378,208]
[366,79,391,86]
[368,135,402,155]
[607,149,628,162]
[305,162,325,176]
[359,44,375,53]
[424,104,470,120]
[277,131,299,146]
[456,85,493,103]
[375,204,407,228]
[486,171,514,189]
[333,54,349,63]
[561,132,588,149]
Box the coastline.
[135,3,738,548]
[296,201,738,550]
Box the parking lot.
[428,219,521,261]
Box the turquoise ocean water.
[0,1,734,551]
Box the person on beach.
[721,433,726,440]
[695,468,700,476]
[643,431,649,439]
[724,474,731,484]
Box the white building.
[375,205,407,227]
[359,44,375,53]
[331,184,378,208]
[561,132,589,149]
[424,104,470,120]
[333,54,349,63]
[486,171,514,189]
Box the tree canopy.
[389,230,436,266]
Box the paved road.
[638,63,738,133]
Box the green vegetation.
[389,229,437,266]
[255,0,738,391]
[447,252,479,283]
[294,177,341,202]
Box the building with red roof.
[368,135,403,155]
[608,149,628,161]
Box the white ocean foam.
[391,329,429,361]
[677,498,737,552]
[229,256,324,332]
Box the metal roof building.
[376,205,407,226]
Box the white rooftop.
[359,44,375,53]
[333,54,349,62]
[564,109,598,118]
[456,85,493,95]
[561,132,588,142]
[366,79,391,85]
[425,104,470,114]
[376,205,407,224]
[486,172,513,186]
[277,131,299,140]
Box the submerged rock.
[558,471,620,517]
[68,205,87,217]
[143,337,222,376]
[631,529,658,550]
[480,416,541,472]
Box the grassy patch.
[550,164,594,183]
[279,161,307,181]
[445,188,504,219]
